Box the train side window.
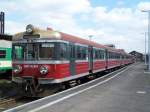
[99,50,105,59]
[107,52,109,59]
[98,50,101,59]
[60,43,68,60]
[82,47,87,60]
[114,53,116,59]
[77,46,82,59]
[94,49,99,59]
[76,46,87,60]
[109,52,111,59]
[108,52,111,59]
[113,53,115,59]
[102,51,105,59]
[109,52,113,59]
[0,50,6,58]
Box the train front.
[12,25,64,96]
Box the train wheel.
[77,79,81,85]
[59,82,69,90]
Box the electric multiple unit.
[12,25,133,96]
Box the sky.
[0,0,150,53]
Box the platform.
[5,63,150,112]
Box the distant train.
[0,34,12,77]
[12,25,133,96]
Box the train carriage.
[0,34,12,77]
[12,25,132,96]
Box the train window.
[110,52,112,59]
[39,43,55,60]
[59,43,68,60]
[82,47,87,60]
[94,49,99,59]
[108,52,111,59]
[76,46,81,59]
[0,50,6,58]
[13,45,24,60]
[26,44,38,60]
[118,54,120,59]
[76,46,87,60]
[108,52,114,59]
[99,50,105,59]
[113,53,115,59]
[108,52,110,59]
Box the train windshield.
[13,43,38,60]
[13,44,24,60]
[26,43,38,60]
[13,42,56,61]
[39,43,55,60]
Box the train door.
[105,50,108,69]
[69,43,75,76]
[88,46,93,73]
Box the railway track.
[0,96,39,111]
[0,79,38,111]
[0,98,16,111]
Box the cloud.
[5,21,26,34]
[77,3,148,53]
[138,2,150,11]
[0,0,150,53]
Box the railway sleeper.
[0,98,16,109]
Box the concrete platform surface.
[5,63,150,112]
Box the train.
[12,24,133,96]
[0,34,12,78]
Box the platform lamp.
[141,10,150,71]
[89,35,93,41]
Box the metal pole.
[0,12,4,34]
[89,35,93,41]
[148,12,150,71]
[145,32,147,65]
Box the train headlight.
[40,66,48,75]
[13,65,22,74]
[26,24,34,33]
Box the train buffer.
[4,63,150,112]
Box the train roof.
[0,34,12,41]
[13,25,128,54]
[13,26,105,49]
[0,39,12,48]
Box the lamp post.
[145,32,147,65]
[144,32,147,65]
[142,10,150,71]
[89,35,93,41]
[141,32,147,65]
